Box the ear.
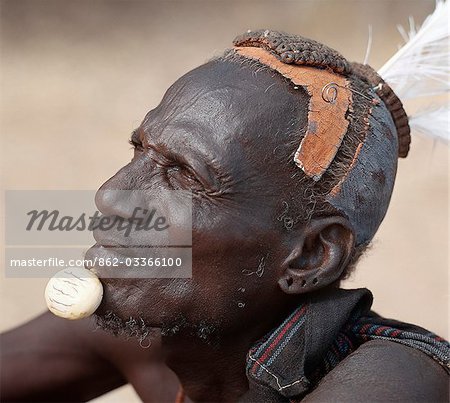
[278,216,355,294]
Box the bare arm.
[0,312,128,402]
[303,340,449,402]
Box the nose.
[95,163,131,218]
[94,157,156,218]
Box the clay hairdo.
[234,29,352,74]
[233,29,411,158]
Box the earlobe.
[278,216,355,294]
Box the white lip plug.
[45,267,103,320]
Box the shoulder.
[303,339,449,402]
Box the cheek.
[97,277,195,324]
[188,182,283,302]
[158,278,195,299]
[188,239,281,322]
[135,278,197,319]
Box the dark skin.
[1,59,448,402]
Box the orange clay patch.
[235,46,352,181]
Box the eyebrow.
[130,129,141,145]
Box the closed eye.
[165,163,204,192]
[128,129,208,193]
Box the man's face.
[87,59,308,340]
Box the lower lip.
[85,243,125,263]
[84,244,129,277]
[85,244,164,280]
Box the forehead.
[140,59,307,171]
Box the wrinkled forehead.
[140,59,306,162]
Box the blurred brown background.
[1,0,448,401]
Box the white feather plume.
[377,0,449,142]
[409,106,450,142]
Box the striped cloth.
[246,290,450,399]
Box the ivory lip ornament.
[45,267,103,320]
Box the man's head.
[88,30,409,344]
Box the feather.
[378,0,449,100]
[409,105,449,142]
[377,0,449,142]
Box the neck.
[162,317,285,402]
[165,338,249,401]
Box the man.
[1,30,449,402]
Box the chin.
[93,278,160,327]
[93,309,160,346]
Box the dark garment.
[239,288,450,402]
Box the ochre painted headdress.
[231,1,448,245]
[233,30,410,182]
